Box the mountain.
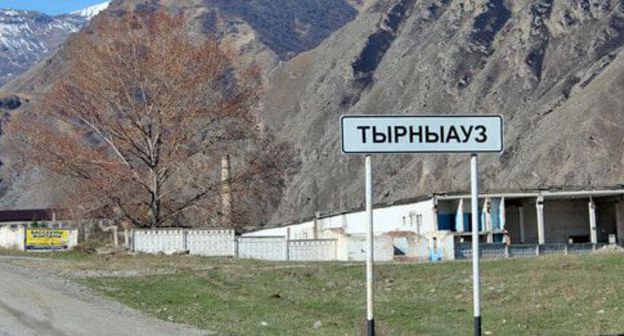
[0,2,109,86]
[0,0,362,210]
[262,0,624,223]
[1,0,359,94]
[2,0,624,226]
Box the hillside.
[263,0,624,223]
[0,0,362,211]
[2,0,624,227]
[1,0,358,94]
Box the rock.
[313,321,322,330]
[95,247,116,255]
[0,95,21,110]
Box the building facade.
[244,189,624,260]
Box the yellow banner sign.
[26,229,70,250]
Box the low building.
[0,209,59,226]
[244,188,624,260]
[0,209,81,251]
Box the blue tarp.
[438,212,483,232]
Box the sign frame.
[340,114,504,154]
[25,228,71,251]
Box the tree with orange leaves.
[8,11,290,229]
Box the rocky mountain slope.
[263,0,624,223]
[2,0,624,227]
[1,0,359,93]
[0,0,363,210]
[0,3,108,86]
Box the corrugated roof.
[0,209,57,223]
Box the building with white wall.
[245,197,436,239]
[244,188,624,260]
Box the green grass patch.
[76,254,624,335]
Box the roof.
[0,209,59,223]
[265,186,624,231]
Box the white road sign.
[341,115,504,154]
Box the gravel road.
[0,260,213,336]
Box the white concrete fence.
[237,236,286,260]
[0,226,26,250]
[288,239,338,261]
[132,230,236,256]
[132,229,377,262]
[131,229,462,262]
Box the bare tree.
[8,11,290,229]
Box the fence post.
[23,225,27,251]
[85,221,91,241]
[564,244,568,256]
[535,245,540,256]
[284,228,291,261]
[131,229,136,252]
[124,229,130,249]
[234,236,239,259]
[183,230,189,252]
[112,226,119,249]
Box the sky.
[0,0,104,15]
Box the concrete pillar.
[536,196,545,245]
[233,237,239,259]
[616,200,624,244]
[84,221,91,241]
[484,197,493,243]
[284,228,290,261]
[313,211,320,239]
[112,226,119,248]
[500,197,507,232]
[432,197,439,231]
[124,229,130,249]
[518,206,526,243]
[589,197,597,244]
[456,199,465,233]
[221,155,232,228]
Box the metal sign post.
[365,155,375,336]
[341,115,503,336]
[471,154,481,336]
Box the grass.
[3,251,624,335]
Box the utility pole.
[221,155,232,228]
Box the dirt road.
[0,260,212,336]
